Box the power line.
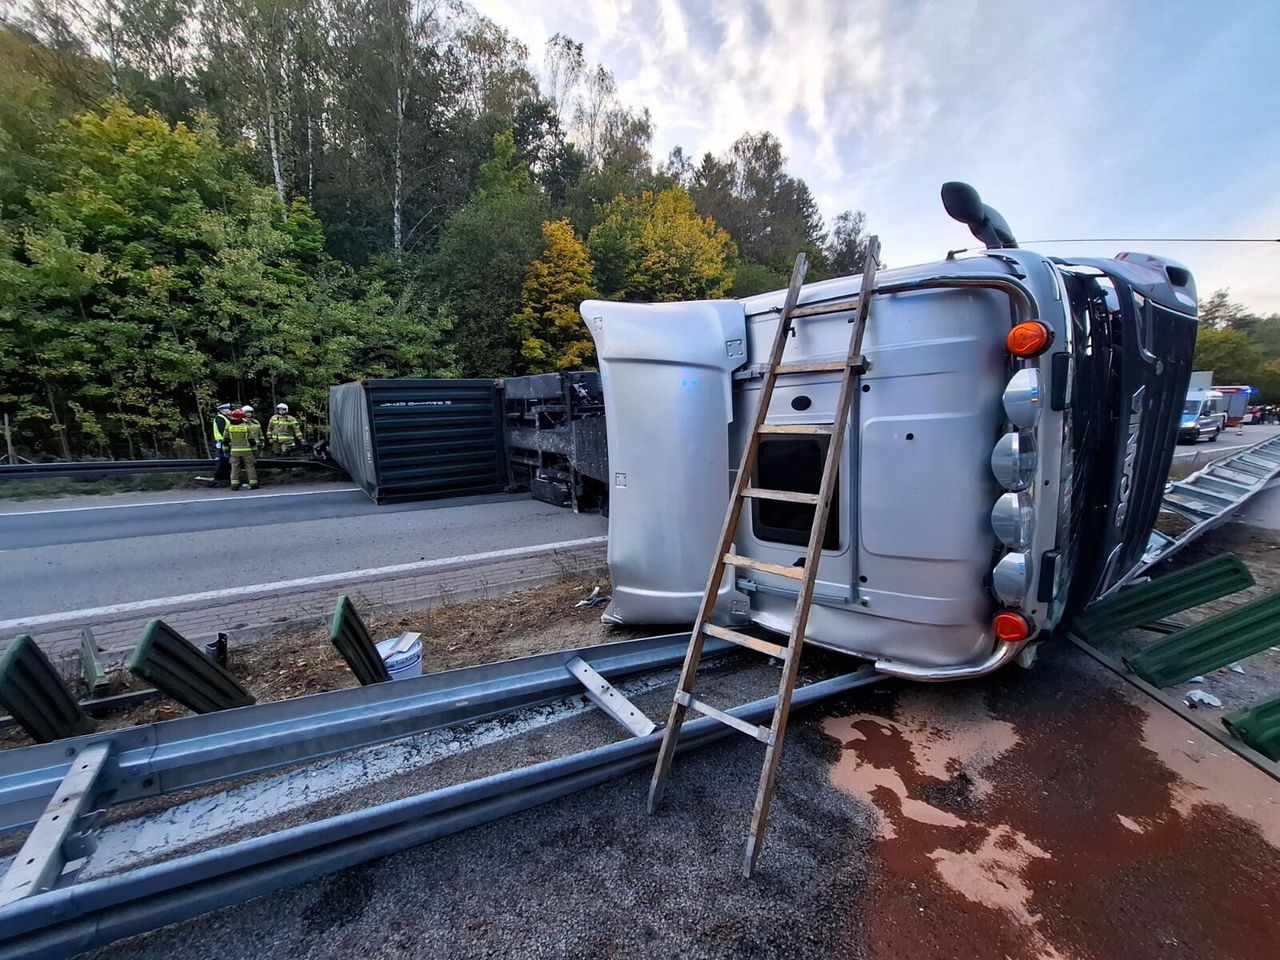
[1021,237,1280,244]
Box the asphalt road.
[85,641,1280,960]
[1171,421,1280,461]
[0,486,606,619]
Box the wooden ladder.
[647,237,881,878]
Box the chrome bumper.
[874,638,1027,682]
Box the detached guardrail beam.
[0,743,112,908]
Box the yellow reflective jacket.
[225,421,259,455]
[268,414,301,443]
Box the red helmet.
[230,409,246,422]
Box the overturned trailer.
[501,372,608,512]
[583,183,1198,681]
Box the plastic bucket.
[375,637,424,680]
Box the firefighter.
[225,408,260,490]
[210,402,233,488]
[268,403,303,455]
[241,405,265,450]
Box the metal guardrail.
[0,653,878,959]
[0,457,339,481]
[1120,433,1280,593]
[0,632,715,836]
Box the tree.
[824,209,871,275]
[1193,327,1263,387]
[588,187,735,302]
[512,97,585,207]
[515,219,597,371]
[542,33,584,129]
[690,132,827,275]
[430,130,547,376]
[0,99,456,456]
[1199,289,1257,331]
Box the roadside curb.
[3,538,609,661]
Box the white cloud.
[472,0,1280,311]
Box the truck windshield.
[1183,400,1202,416]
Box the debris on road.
[1185,689,1224,708]
[574,585,610,608]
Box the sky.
[472,0,1280,313]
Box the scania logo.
[1115,386,1145,527]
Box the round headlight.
[992,551,1032,604]
[990,430,1037,491]
[991,492,1035,548]
[1003,368,1042,429]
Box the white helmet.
[276,403,288,413]
[241,405,254,415]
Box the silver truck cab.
[581,185,1197,680]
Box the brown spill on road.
[819,646,1280,959]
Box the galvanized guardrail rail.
[0,458,338,481]
[1115,432,1280,592]
[0,632,879,959]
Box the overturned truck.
[583,183,1198,681]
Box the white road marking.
[0,536,609,631]
[0,486,363,518]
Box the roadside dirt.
[821,643,1280,960]
[1,575,642,750]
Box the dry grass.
[2,575,650,750]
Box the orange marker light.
[1007,321,1054,358]
[992,610,1032,642]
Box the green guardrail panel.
[0,635,96,742]
[1223,695,1280,762]
[128,620,255,714]
[80,626,111,698]
[1073,554,1254,643]
[1125,591,1280,687]
[330,595,390,686]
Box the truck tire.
[1208,428,1219,442]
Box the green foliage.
[0,12,885,456]
[690,132,827,276]
[515,219,597,371]
[588,188,735,302]
[0,99,454,455]
[430,130,547,376]
[1194,290,1280,400]
[1193,327,1262,386]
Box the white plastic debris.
[575,586,610,608]
[1229,663,1245,674]
[1187,676,1206,684]
[1185,690,1223,709]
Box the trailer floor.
[86,640,1279,960]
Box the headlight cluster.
[988,321,1053,643]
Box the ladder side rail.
[648,252,810,811]
[742,236,880,877]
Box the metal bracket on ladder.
[0,742,113,907]
[647,237,882,877]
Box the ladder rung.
[723,554,805,581]
[756,424,832,436]
[774,356,866,375]
[741,487,818,505]
[674,690,773,744]
[703,623,788,659]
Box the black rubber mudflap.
[330,595,390,685]
[0,635,96,742]
[128,620,255,713]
